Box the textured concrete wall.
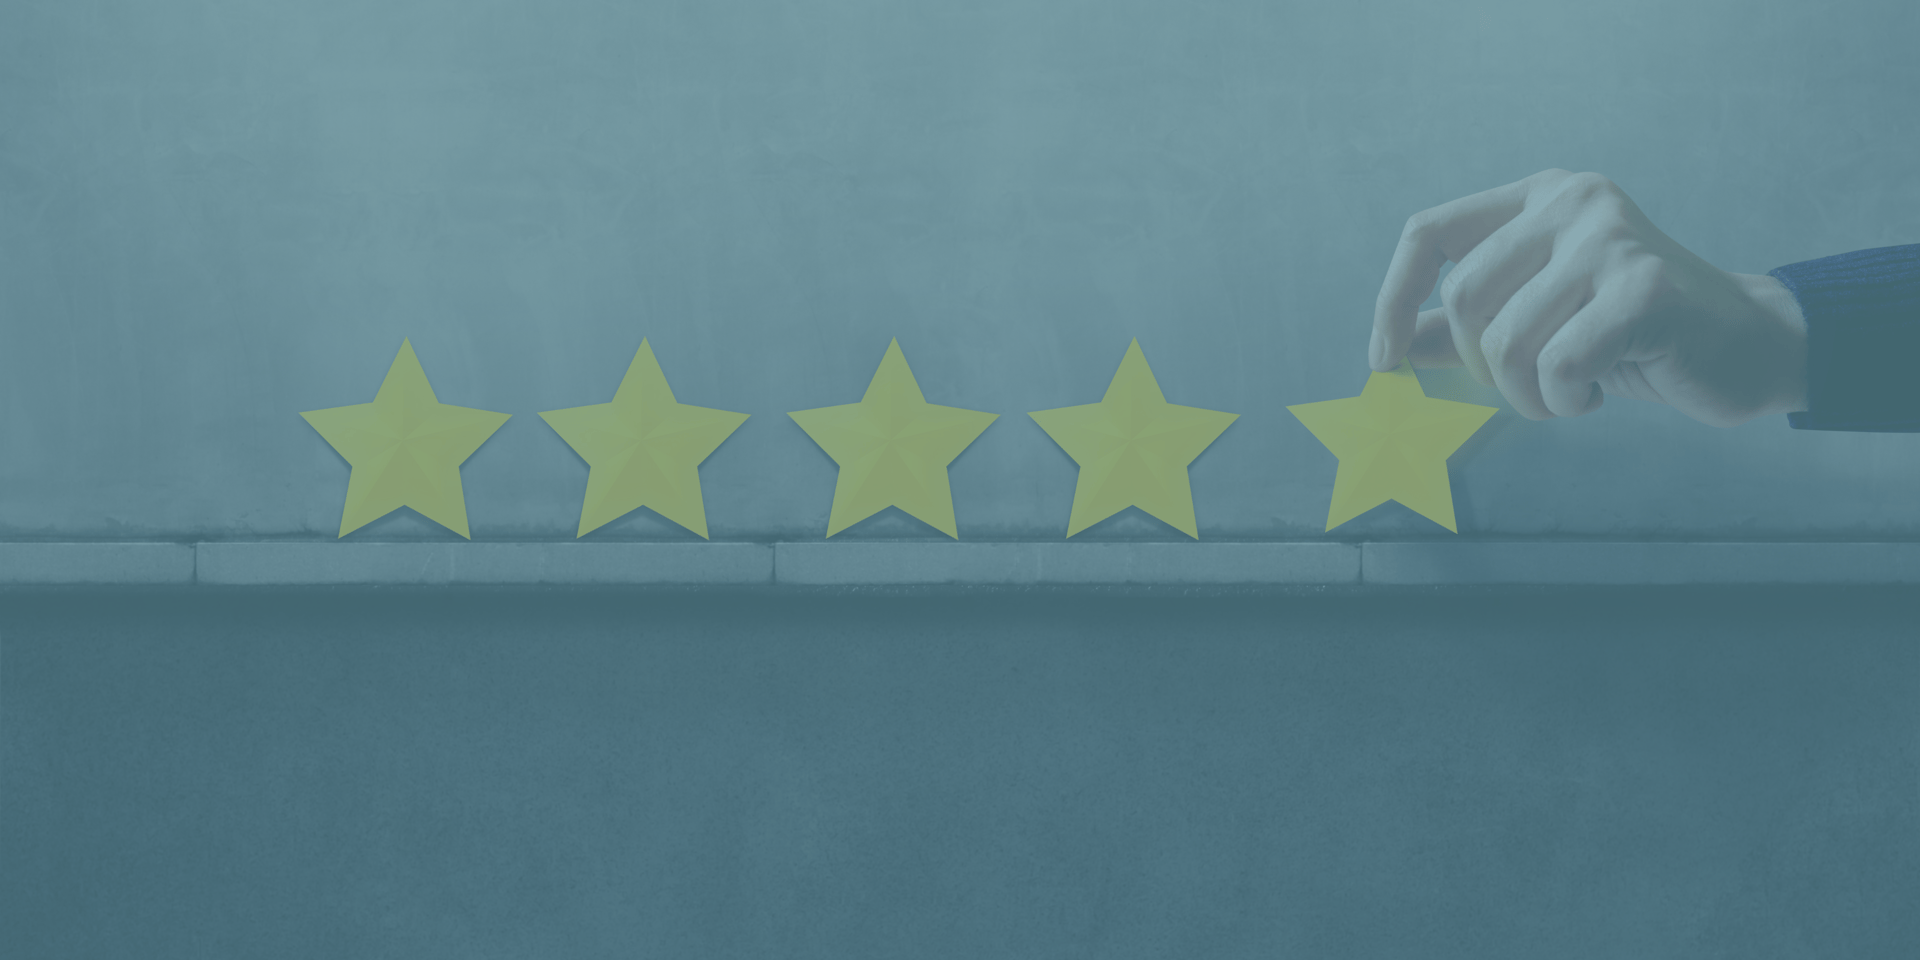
[3,0,1918,543]
[6,589,1918,957]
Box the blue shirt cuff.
[1769,243,1920,432]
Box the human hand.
[1368,169,1808,427]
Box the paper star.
[1028,339,1239,538]
[1287,359,1497,532]
[788,339,998,538]
[301,339,511,539]
[538,340,748,539]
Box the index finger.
[1369,173,1549,371]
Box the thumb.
[1406,308,1465,368]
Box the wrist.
[1734,271,1809,415]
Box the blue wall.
[3,0,1918,541]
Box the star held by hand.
[1287,359,1497,532]
[1028,339,1239,538]
[539,339,749,539]
[301,339,511,539]
[788,339,998,538]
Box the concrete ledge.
[0,542,196,584]
[7,541,1920,588]
[195,542,774,586]
[1364,541,1920,586]
[775,541,1362,585]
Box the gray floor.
[3,587,1917,958]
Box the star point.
[300,339,511,539]
[539,339,749,539]
[788,339,998,538]
[1029,339,1238,539]
[1287,360,1498,532]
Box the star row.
[300,339,1499,540]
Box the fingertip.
[1551,382,1603,418]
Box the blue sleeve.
[1769,243,1920,432]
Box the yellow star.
[788,339,998,538]
[1028,339,1239,538]
[538,340,748,539]
[1287,359,1498,532]
[300,339,511,539]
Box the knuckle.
[1565,171,1618,197]
[1588,194,1632,223]
[1438,266,1468,310]
[1399,211,1434,242]
[1553,172,1628,218]
[1539,344,1582,382]
[1479,326,1514,368]
[1538,173,1628,231]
